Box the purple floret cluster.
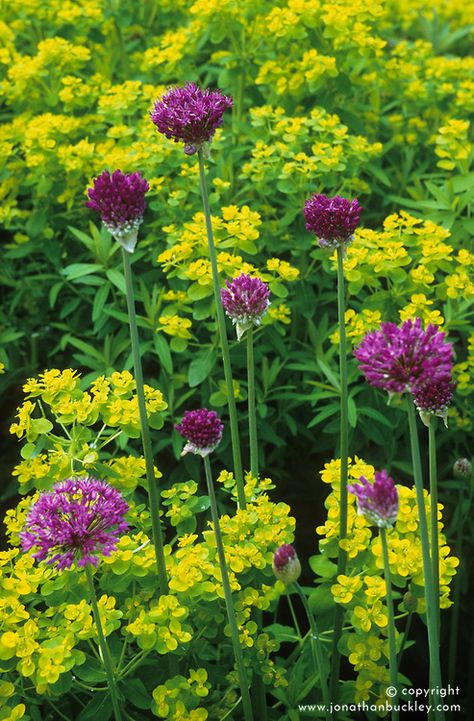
[176,408,224,457]
[20,478,129,571]
[354,317,453,404]
[150,83,233,155]
[304,193,361,249]
[87,170,149,247]
[348,470,399,529]
[221,273,270,340]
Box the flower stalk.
[380,528,399,721]
[428,420,440,634]
[198,149,245,507]
[122,248,169,595]
[247,327,258,476]
[329,245,349,703]
[407,400,444,721]
[203,455,254,721]
[85,565,123,721]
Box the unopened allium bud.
[175,408,224,457]
[150,83,233,156]
[413,374,455,427]
[304,193,361,249]
[348,470,399,529]
[453,458,472,480]
[272,544,301,584]
[20,478,129,570]
[87,170,149,252]
[221,273,270,341]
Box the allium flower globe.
[412,374,455,427]
[354,318,453,396]
[20,478,129,570]
[150,83,233,155]
[87,169,149,252]
[272,544,302,584]
[176,408,224,457]
[348,470,399,529]
[221,273,270,341]
[304,193,361,249]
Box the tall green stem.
[448,476,466,683]
[407,401,444,721]
[198,151,246,509]
[428,421,440,635]
[122,249,169,595]
[295,583,331,721]
[380,528,399,721]
[85,565,123,721]
[247,328,258,477]
[329,246,349,705]
[203,456,254,721]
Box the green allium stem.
[247,327,258,477]
[295,582,331,721]
[203,456,254,721]
[85,565,123,721]
[198,150,246,509]
[122,248,169,595]
[329,246,349,705]
[448,475,466,683]
[380,528,399,721]
[407,401,444,721]
[428,420,440,635]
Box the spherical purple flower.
[176,408,224,457]
[150,83,233,155]
[221,273,270,341]
[272,544,301,584]
[354,318,454,395]
[87,170,149,252]
[348,470,399,529]
[303,193,361,249]
[413,374,455,427]
[20,478,129,571]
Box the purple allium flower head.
[150,82,233,155]
[413,374,455,427]
[20,478,129,571]
[176,408,224,457]
[221,273,270,341]
[354,318,454,396]
[272,544,301,584]
[87,170,149,252]
[348,470,399,529]
[303,193,361,249]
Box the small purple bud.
[221,273,270,341]
[348,470,399,528]
[413,374,455,427]
[86,170,149,252]
[303,193,361,249]
[453,458,472,480]
[272,544,301,584]
[175,408,224,457]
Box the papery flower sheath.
[354,318,453,396]
[272,544,301,584]
[304,193,361,249]
[176,408,224,457]
[221,273,270,341]
[20,478,129,570]
[348,470,399,529]
[87,170,149,252]
[150,82,233,155]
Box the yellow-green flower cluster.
[317,457,459,711]
[9,369,167,493]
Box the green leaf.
[106,268,126,294]
[122,678,151,710]
[77,692,113,721]
[62,263,103,280]
[309,554,337,578]
[359,406,394,428]
[92,283,111,323]
[307,403,339,429]
[188,348,217,387]
[30,418,53,435]
[20,443,36,460]
[265,623,300,643]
